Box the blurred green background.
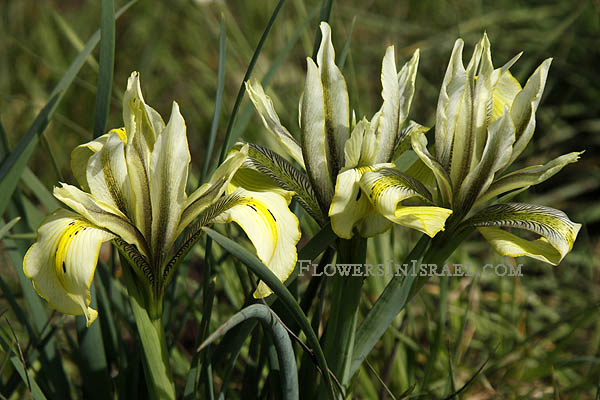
[1,0,600,398]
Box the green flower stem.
[121,256,176,400]
[319,236,367,398]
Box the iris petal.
[23,209,114,326]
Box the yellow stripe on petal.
[23,209,115,326]
[329,163,393,239]
[212,188,300,298]
[54,183,149,257]
[360,168,452,237]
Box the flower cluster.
[243,23,581,265]
[24,73,300,325]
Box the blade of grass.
[0,216,20,240]
[201,15,227,183]
[198,304,299,400]
[0,0,136,218]
[93,0,116,138]
[195,18,227,394]
[350,234,430,380]
[20,168,60,212]
[217,0,285,164]
[338,16,355,71]
[419,276,448,394]
[204,227,337,399]
[229,6,319,145]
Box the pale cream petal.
[456,108,515,213]
[508,59,552,165]
[54,183,149,257]
[150,102,191,257]
[301,58,334,207]
[375,47,419,163]
[213,188,300,298]
[435,39,467,169]
[70,129,126,190]
[476,151,582,206]
[360,168,453,237]
[87,130,132,217]
[123,72,156,240]
[245,80,305,167]
[23,209,115,326]
[329,164,393,239]
[316,21,349,171]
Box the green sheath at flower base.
[245,22,452,241]
[23,72,301,326]
[407,33,582,265]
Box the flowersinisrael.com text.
[297,259,523,277]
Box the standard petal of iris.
[213,188,300,298]
[316,21,349,171]
[410,128,453,207]
[301,57,335,208]
[150,102,191,257]
[87,130,132,217]
[375,47,419,163]
[71,128,126,190]
[360,168,452,237]
[435,39,467,169]
[23,209,115,326]
[508,59,552,165]
[465,203,581,265]
[123,72,160,240]
[456,108,515,213]
[245,80,305,168]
